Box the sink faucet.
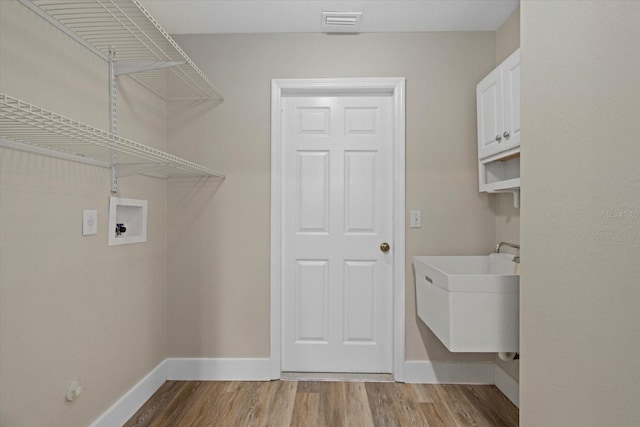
[495,242,520,263]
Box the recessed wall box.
[108,197,147,246]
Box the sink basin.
[413,253,519,353]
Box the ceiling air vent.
[322,11,363,33]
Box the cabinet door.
[502,50,521,151]
[476,67,504,159]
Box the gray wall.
[0,1,167,425]
[494,6,521,382]
[166,32,499,363]
[0,1,541,423]
[521,2,640,425]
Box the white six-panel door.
[281,95,393,373]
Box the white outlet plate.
[83,210,97,236]
[410,209,422,228]
[65,380,82,402]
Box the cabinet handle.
[495,134,502,142]
[503,131,510,139]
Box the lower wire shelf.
[0,92,225,179]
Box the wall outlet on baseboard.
[66,380,82,402]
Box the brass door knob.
[380,242,390,253]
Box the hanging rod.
[17,0,224,103]
[0,93,226,179]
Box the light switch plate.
[410,210,422,228]
[83,210,97,236]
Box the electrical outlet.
[83,210,97,236]
[65,380,82,402]
[410,210,422,228]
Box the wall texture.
[0,2,529,423]
[521,2,640,425]
[494,6,521,382]
[496,5,521,65]
[494,6,521,249]
[0,1,167,425]
[166,32,499,364]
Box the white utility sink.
[413,253,519,353]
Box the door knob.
[503,131,510,138]
[380,242,390,253]
[495,134,502,142]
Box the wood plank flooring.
[125,380,518,426]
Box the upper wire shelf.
[19,0,224,103]
[0,93,225,179]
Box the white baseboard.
[91,358,516,426]
[90,360,167,427]
[166,358,272,381]
[494,364,519,408]
[403,360,495,384]
[91,358,271,426]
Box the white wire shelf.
[0,93,225,179]
[18,0,223,103]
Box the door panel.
[282,95,393,373]
[502,50,521,151]
[296,151,329,233]
[477,67,504,159]
[343,260,377,343]
[298,107,330,135]
[345,107,378,134]
[344,151,377,233]
[294,260,329,342]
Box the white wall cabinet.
[477,49,521,200]
[477,49,520,159]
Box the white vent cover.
[322,11,363,33]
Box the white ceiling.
[139,0,520,34]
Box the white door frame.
[270,78,406,381]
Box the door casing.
[270,78,406,381]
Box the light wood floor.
[125,380,518,426]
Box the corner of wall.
[493,4,521,385]
[494,4,521,249]
[496,5,521,64]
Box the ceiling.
[139,0,520,34]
